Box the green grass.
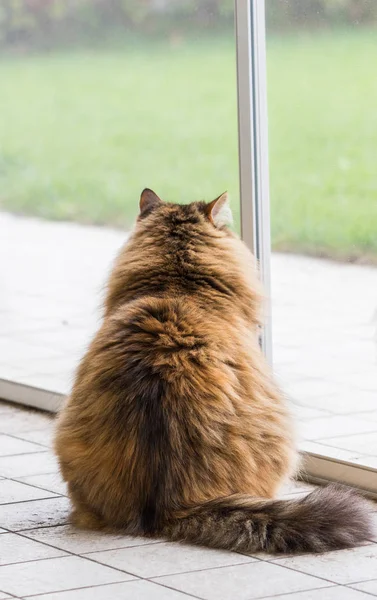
[1,30,377,261]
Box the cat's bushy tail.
[162,484,373,554]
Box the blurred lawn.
[0,30,376,261]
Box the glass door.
[256,0,377,492]
[0,2,241,409]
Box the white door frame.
[235,0,272,363]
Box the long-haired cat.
[54,189,372,553]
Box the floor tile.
[323,432,377,455]
[262,586,375,599]
[16,472,67,496]
[272,545,377,584]
[0,532,67,566]
[12,427,54,448]
[0,433,46,457]
[300,441,361,462]
[90,541,255,578]
[292,405,332,421]
[0,555,132,597]
[25,524,163,554]
[351,580,377,595]
[0,409,53,434]
[356,411,377,422]
[153,561,331,600]
[0,593,12,599]
[25,580,195,600]
[0,479,58,504]
[0,451,58,477]
[0,496,69,531]
[299,416,377,441]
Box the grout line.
[15,522,69,533]
[314,429,377,442]
[19,577,140,599]
[82,540,167,556]
[14,530,143,579]
[0,552,68,568]
[11,484,66,498]
[0,450,48,459]
[146,579,203,600]
[2,431,52,449]
[0,494,58,506]
[254,560,344,586]
[14,528,258,592]
[0,494,65,508]
[76,554,257,579]
[7,475,65,497]
[246,584,338,600]
[0,469,61,479]
[150,559,263,581]
[0,588,19,599]
[346,584,377,599]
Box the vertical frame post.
[235,0,272,363]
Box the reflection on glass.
[266,1,377,465]
[0,1,239,396]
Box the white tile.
[0,479,58,504]
[21,579,193,600]
[13,428,54,448]
[0,532,67,566]
[0,433,46,456]
[356,411,377,422]
[0,496,69,531]
[0,593,12,599]
[0,409,53,434]
[90,541,255,578]
[262,586,375,599]
[272,545,377,584]
[300,441,361,462]
[25,524,163,554]
[289,386,376,414]
[299,416,377,441]
[293,405,332,420]
[323,432,377,455]
[0,555,131,597]
[17,472,67,496]
[0,451,58,477]
[351,580,377,595]
[153,561,330,600]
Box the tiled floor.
[0,400,376,599]
[0,211,376,460]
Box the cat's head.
[137,188,233,233]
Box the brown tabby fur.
[54,190,373,553]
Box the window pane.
[0,2,240,398]
[267,0,377,464]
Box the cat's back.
[98,293,236,388]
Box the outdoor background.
[1,0,376,262]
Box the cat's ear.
[139,188,162,217]
[205,192,232,227]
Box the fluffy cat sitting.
[54,189,372,553]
